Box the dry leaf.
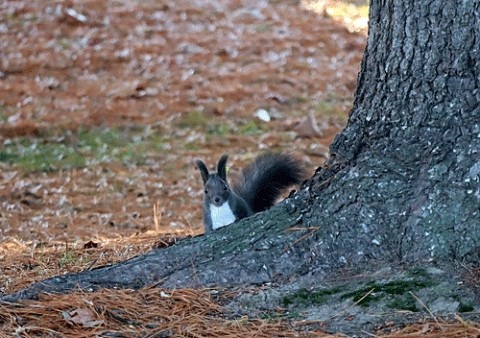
[62,308,103,328]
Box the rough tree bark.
[2,0,480,303]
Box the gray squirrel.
[196,153,306,233]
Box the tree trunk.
[3,0,480,303]
[309,0,480,265]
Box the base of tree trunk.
[216,262,479,334]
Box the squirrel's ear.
[196,160,209,185]
[217,154,228,181]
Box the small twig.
[408,291,443,330]
[453,312,480,333]
[289,227,320,246]
[329,287,376,320]
[145,277,168,290]
[360,330,380,337]
[454,313,468,326]
[292,319,325,326]
[153,201,161,232]
[86,258,98,271]
[287,226,320,232]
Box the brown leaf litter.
[0,288,339,338]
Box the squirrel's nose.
[214,197,221,204]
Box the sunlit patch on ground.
[302,0,369,33]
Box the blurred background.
[0,0,368,288]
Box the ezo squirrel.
[196,153,306,233]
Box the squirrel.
[196,153,306,233]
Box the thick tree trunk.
[3,0,480,303]
[306,0,480,265]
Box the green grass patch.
[176,110,209,129]
[0,127,167,172]
[59,251,78,268]
[207,123,230,136]
[313,100,348,123]
[237,120,265,135]
[175,108,267,137]
[0,103,7,123]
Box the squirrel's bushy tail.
[233,153,305,213]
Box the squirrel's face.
[204,174,230,207]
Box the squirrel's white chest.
[210,202,236,230]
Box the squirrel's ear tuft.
[217,154,228,181]
[196,160,209,184]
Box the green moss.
[387,294,419,312]
[406,267,430,278]
[458,303,474,313]
[283,287,343,307]
[452,294,476,313]
[340,279,435,307]
[340,287,381,306]
[379,280,434,295]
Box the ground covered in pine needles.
[1,286,480,337]
[1,0,479,336]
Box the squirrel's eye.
[223,185,227,191]
[204,189,208,194]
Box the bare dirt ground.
[1,0,479,337]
